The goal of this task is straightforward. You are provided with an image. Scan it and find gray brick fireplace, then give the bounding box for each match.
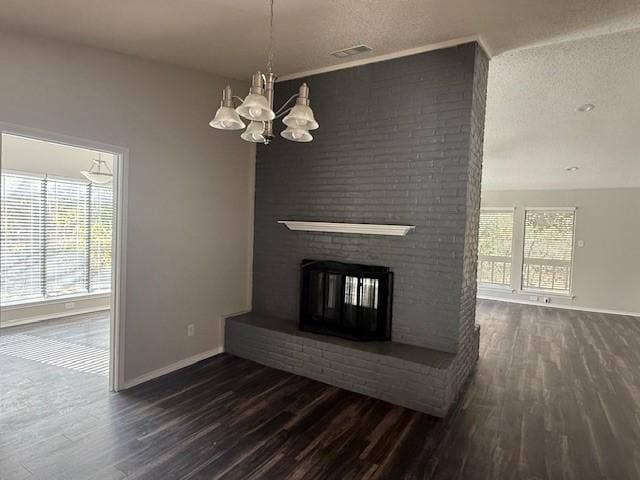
[225,42,488,417]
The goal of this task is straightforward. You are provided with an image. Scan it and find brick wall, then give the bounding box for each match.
[226,313,460,416]
[252,42,487,355]
[452,46,489,398]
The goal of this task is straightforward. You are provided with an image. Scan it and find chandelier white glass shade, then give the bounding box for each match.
[81,156,113,184]
[282,84,319,131]
[241,121,267,143]
[235,74,276,122]
[208,0,318,144]
[283,106,319,130]
[210,86,245,130]
[236,93,275,122]
[281,127,313,142]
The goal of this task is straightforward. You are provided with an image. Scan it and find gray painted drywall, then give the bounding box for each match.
[252,43,487,354]
[0,30,255,382]
[479,188,640,314]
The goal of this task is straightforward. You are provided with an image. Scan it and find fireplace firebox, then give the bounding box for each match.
[299,259,393,341]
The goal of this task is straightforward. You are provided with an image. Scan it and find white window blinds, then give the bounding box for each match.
[89,184,113,292]
[522,210,575,293]
[477,210,514,286]
[0,172,113,306]
[1,174,45,303]
[45,179,89,297]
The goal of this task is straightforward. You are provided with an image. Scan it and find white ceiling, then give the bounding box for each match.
[0,0,638,80]
[483,28,640,190]
[2,134,115,181]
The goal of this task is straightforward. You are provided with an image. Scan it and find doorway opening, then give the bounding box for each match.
[0,127,126,392]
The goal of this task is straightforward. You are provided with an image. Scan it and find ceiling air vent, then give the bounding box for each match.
[330,45,373,58]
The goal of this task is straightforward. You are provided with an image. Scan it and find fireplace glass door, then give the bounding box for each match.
[300,260,392,341]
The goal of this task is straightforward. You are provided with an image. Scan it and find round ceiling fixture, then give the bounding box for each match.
[81,155,113,184]
[565,166,579,172]
[577,103,595,112]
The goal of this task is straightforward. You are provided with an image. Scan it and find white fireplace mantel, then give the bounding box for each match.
[277,221,415,236]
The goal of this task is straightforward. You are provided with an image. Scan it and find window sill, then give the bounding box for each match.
[520,289,575,299]
[478,284,515,293]
[1,291,111,310]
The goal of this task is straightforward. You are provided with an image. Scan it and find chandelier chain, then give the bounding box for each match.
[266,0,275,73]
[210,0,317,143]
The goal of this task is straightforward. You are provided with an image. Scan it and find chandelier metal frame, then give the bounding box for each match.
[209,0,318,144]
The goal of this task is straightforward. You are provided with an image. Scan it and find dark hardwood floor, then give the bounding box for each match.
[1,301,640,479]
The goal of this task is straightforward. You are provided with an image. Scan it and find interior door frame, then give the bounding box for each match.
[0,122,128,392]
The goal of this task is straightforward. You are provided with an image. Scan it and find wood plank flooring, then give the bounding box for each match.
[1,301,640,479]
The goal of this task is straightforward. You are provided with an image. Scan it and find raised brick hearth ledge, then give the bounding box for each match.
[225,312,480,417]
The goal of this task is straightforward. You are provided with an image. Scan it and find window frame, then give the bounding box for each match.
[0,169,113,307]
[477,207,516,291]
[519,206,577,297]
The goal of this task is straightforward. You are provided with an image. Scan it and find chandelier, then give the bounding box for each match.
[209,0,318,144]
[81,154,113,184]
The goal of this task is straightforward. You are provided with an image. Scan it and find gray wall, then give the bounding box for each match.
[252,43,487,354]
[479,188,640,314]
[0,30,255,382]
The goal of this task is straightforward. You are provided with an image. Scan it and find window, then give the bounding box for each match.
[1,172,113,306]
[89,184,114,292]
[1,174,45,303]
[477,210,514,287]
[521,210,575,293]
[45,179,90,297]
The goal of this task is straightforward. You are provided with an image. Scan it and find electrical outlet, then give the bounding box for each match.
[577,240,585,248]
[543,297,551,304]
[65,302,75,310]
[187,324,195,337]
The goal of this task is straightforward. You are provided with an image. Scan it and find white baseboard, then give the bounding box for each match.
[0,305,110,328]
[478,295,640,318]
[121,346,224,390]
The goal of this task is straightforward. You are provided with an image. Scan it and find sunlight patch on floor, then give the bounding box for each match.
[0,333,108,376]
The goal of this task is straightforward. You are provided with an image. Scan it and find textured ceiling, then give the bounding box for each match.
[0,0,638,79]
[483,28,640,190]
[1,1,638,191]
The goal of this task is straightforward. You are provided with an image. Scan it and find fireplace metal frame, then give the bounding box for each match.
[299,259,393,341]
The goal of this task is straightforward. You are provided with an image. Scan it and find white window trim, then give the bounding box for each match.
[478,206,579,297]
[516,288,576,299]
[523,206,577,211]
[4,168,93,185]
[478,284,516,293]
[520,207,578,296]
[1,170,113,303]
[477,208,515,289]
[480,206,516,211]
[1,291,111,311]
